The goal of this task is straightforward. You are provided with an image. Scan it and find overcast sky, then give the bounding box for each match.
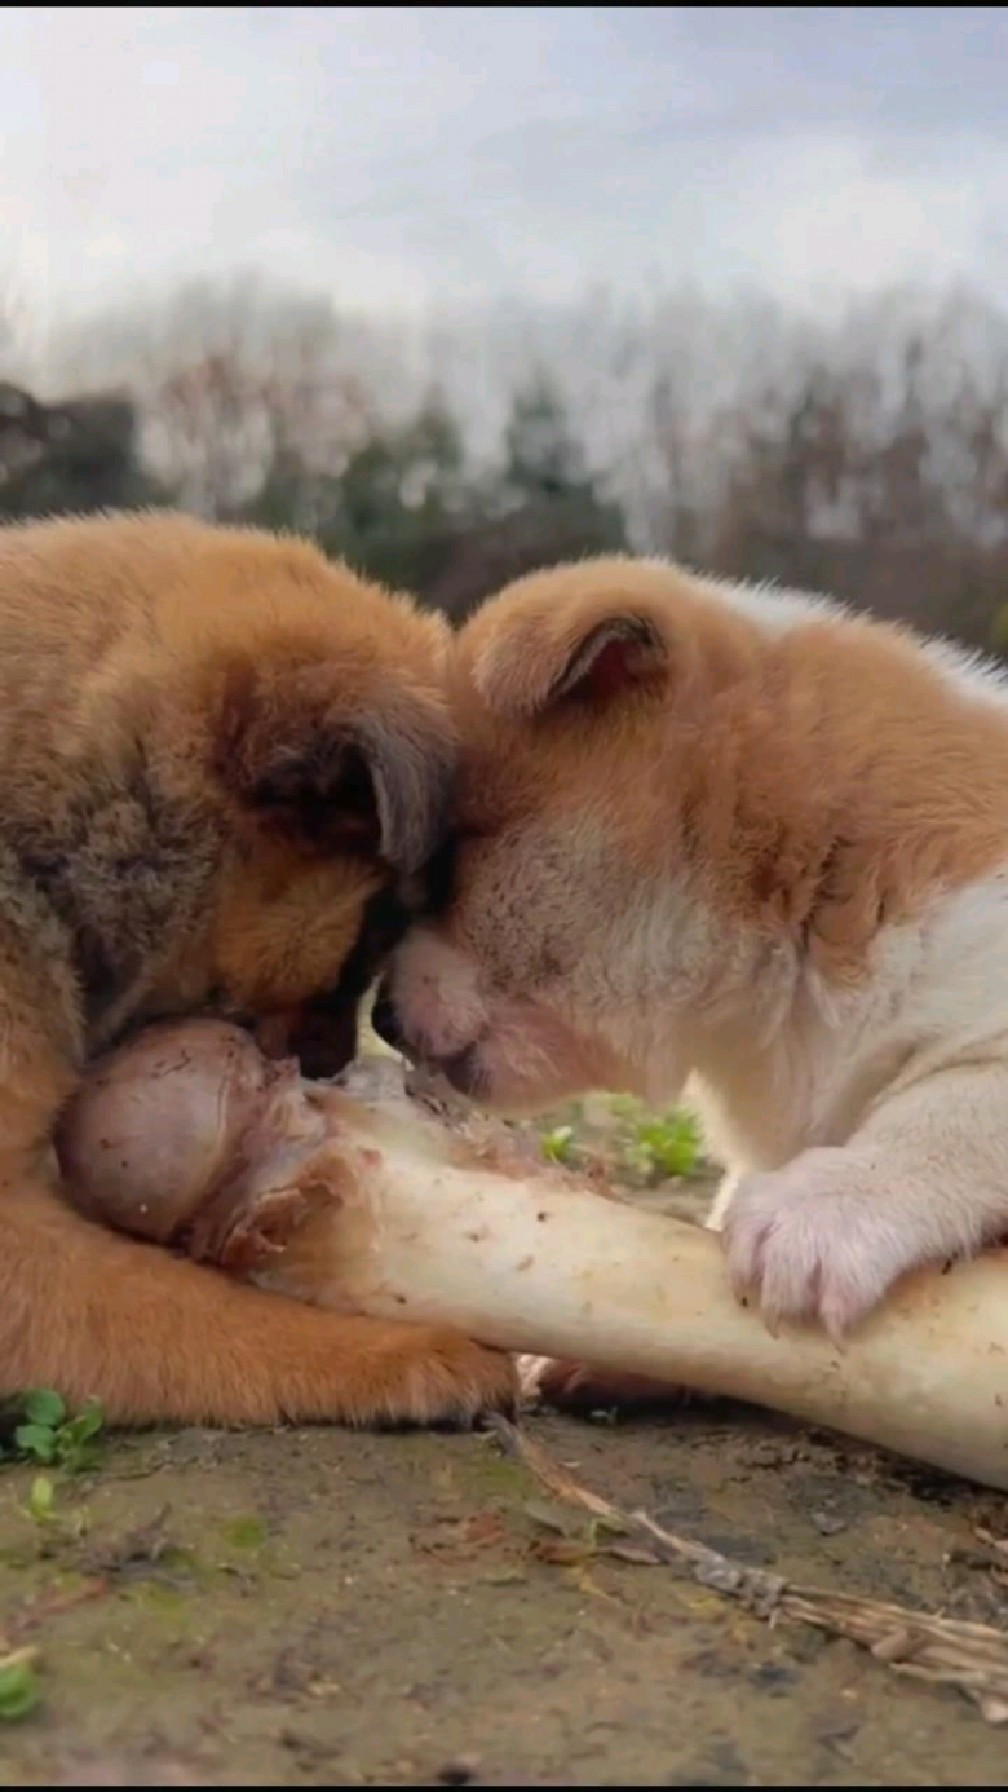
[3,6,1007,326]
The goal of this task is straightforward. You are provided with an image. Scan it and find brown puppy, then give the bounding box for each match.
[0,511,514,1427]
[379,554,1008,1391]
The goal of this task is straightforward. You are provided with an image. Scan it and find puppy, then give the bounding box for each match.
[0,511,514,1427]
[377,554,1008,1372]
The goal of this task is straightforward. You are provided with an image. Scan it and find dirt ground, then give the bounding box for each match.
[2,1101,1008,1786]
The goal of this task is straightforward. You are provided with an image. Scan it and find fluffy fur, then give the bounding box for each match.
[0,511,514,1426]
[379,554,1008,1353]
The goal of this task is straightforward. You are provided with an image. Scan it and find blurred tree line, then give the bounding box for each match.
[0,383,166,519]
[0,367,626,621]
[1,277,1007,643]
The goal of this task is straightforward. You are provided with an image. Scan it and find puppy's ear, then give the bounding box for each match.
[212,660,454,875]
[472,607,668,719]
[546,615,666,705]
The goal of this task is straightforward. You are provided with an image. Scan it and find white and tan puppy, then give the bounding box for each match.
[375,556,1008,1343]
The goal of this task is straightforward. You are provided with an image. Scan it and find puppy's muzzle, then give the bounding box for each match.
[370,984,483,1097]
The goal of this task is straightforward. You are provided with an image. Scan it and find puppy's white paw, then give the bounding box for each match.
[722,1147,920,1339]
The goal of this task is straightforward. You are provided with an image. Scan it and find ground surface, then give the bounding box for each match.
[2,1096,1007,1786]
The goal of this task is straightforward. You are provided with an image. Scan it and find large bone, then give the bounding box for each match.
[56,1020,1008,1490]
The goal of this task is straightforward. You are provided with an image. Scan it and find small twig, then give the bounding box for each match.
[6,1578,109,1644]
[0,1644,39,1673]
[488,1416,1008,1725]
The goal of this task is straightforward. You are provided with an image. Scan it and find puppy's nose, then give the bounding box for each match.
[370,983,404,1052]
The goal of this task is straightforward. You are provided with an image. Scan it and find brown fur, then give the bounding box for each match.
[401,555,1008,1116]
[0,512,513,1426]
[452,558,1008,996]
[381,555,1008,1404]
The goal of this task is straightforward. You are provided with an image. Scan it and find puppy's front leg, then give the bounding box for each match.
[0,1180,515,1428]
[722,1061,1008,1338]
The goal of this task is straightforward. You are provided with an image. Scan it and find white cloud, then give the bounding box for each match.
[1,5,1006,325]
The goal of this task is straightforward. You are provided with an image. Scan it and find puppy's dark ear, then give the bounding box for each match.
[472,607,668,719]
[213,661,454,874]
